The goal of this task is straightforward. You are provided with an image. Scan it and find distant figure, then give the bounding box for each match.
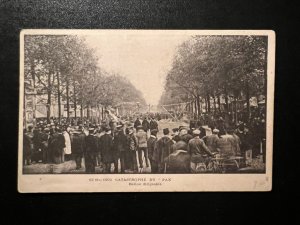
[142,117,150,132]
[149,117,158,131]
[134,117,141,129]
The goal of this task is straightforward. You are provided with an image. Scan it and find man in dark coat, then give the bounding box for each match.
[84,128,97,173]
[203,129,219,153]
[71,129,85,170]
[147,129,158,173]
[114,125,128,173]
[164,141,191,173]
[126,126,138,172]
[40,127,50,163]
[50,127,65,164]
[179,127,193,144]
[188,129,213,173]
[23,129,32,165]
[32,128,43,163]
[99,127,114,173]
[155,128,174,173]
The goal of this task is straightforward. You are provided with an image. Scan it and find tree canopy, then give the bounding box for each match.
[159,35,267,121]
[24,35,146,122]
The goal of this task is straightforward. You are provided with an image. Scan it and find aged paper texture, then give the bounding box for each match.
[18,30,275,192]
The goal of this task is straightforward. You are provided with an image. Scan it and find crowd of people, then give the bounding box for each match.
[23,111,266,174]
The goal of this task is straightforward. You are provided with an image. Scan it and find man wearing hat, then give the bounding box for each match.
[50,127,66,164]
[172,128,181,143]
[84,128,98,173]
[99,126,114,173]
[94,126,106,167]
[63,125,72,161]
[147,129,158,173]
[155,128,174,173]
[114,124,127,173]
[164,140,191,173]
[70,128,85,170]
[41,127,50,163]
[126,126,138,172]
[203,129,220,153]
[136,125,149,169]
[179,127,193,144]
[188,129,213,173]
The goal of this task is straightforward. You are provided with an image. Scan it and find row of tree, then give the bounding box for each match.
[159,35,267,121]
[24,35,146,123]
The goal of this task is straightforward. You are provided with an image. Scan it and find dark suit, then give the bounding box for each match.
[50,133,65,164]
[99,133,113,173]
[84,135,97,173]
[71,133,85,169]
[155,136,174,173]
[114,130,128,173]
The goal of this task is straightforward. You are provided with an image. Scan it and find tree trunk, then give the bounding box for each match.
[224,89,229,113]
[56,72,61,124]
[207,93,211,113]
[196,95,201,119]
[73,79,77,119]
[66,77,70,121]
[80,102,83,120]
[204,96,208,113]
[30,60,35,88]
[213,95,217,115]
[218,95,221,113]
[194,99,197,119]
[87,105,90,119]
[235,96,238,124]
[246,82,250,122]
[46,73,52,123]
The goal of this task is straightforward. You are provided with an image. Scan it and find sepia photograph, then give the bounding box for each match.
[18,30,275,192]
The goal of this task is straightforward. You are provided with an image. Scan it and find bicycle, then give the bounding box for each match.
[206,153,243,173]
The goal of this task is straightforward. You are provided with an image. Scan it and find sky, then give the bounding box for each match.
[84,32,190,105]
